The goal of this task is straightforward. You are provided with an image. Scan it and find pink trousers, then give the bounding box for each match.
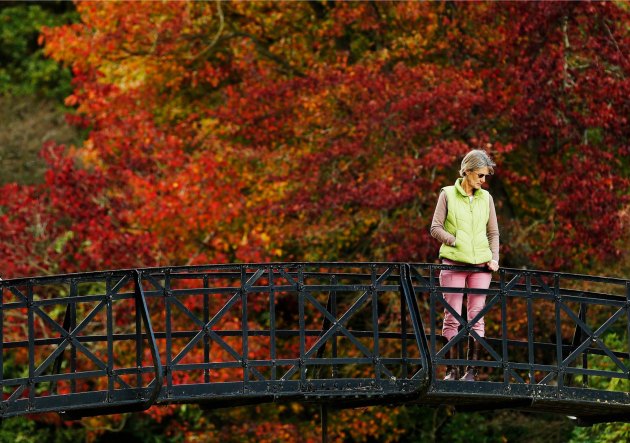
[440,259,492,341]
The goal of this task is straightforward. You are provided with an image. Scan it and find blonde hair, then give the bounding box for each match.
[459,149,496,177]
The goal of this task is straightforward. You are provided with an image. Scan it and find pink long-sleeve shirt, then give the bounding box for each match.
[430,190,500,263]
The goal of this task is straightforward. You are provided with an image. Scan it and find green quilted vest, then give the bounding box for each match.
[439,178,492,264]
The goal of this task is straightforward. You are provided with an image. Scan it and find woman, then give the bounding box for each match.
[430,149,500,381]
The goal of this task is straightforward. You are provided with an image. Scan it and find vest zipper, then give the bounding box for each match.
[470,196,476,263]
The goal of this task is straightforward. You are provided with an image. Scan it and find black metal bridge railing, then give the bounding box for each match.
[1,263,628,425]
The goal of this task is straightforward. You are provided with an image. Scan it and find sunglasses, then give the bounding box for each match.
[469,172,493,179]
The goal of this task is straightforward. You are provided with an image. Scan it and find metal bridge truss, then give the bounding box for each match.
[1,263,628,425]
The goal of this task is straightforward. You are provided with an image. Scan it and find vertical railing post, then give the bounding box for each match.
[501,272,510,386]
[298,266,306,385]
[626,282,630,386]
[554,274,563,392]
[579,303,588,388]
[525,272,534,384]
[0,281,3,401]
[400,264,431,386]
[371,265,380,382]
[135,274,143,389]
[164,269,173,398]
[106,276,114,398]
[331,274,338,378]
[69,280,77,393]
[134,270,164,410]
[270,268,277,383]
[241,266,249,389]
[429,265,437,381]
[401,268,408,380]
[27,281,35,411]
[203,274,210,384]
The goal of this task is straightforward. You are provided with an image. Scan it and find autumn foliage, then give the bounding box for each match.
[0,1,629,441]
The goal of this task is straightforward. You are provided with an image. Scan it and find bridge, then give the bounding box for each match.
[1,262,629,432]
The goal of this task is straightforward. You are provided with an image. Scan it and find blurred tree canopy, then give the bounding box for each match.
[0,1,628,442]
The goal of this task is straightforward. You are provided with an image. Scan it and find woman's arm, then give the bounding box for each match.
[430,191,456,246]
[487,194,500,264]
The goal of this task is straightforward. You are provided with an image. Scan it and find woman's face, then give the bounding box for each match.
[464,166,491,191]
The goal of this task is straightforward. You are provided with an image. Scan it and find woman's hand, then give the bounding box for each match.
[487,260,499,272]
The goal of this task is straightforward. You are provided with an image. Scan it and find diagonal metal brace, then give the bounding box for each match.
[63,270,163,418]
